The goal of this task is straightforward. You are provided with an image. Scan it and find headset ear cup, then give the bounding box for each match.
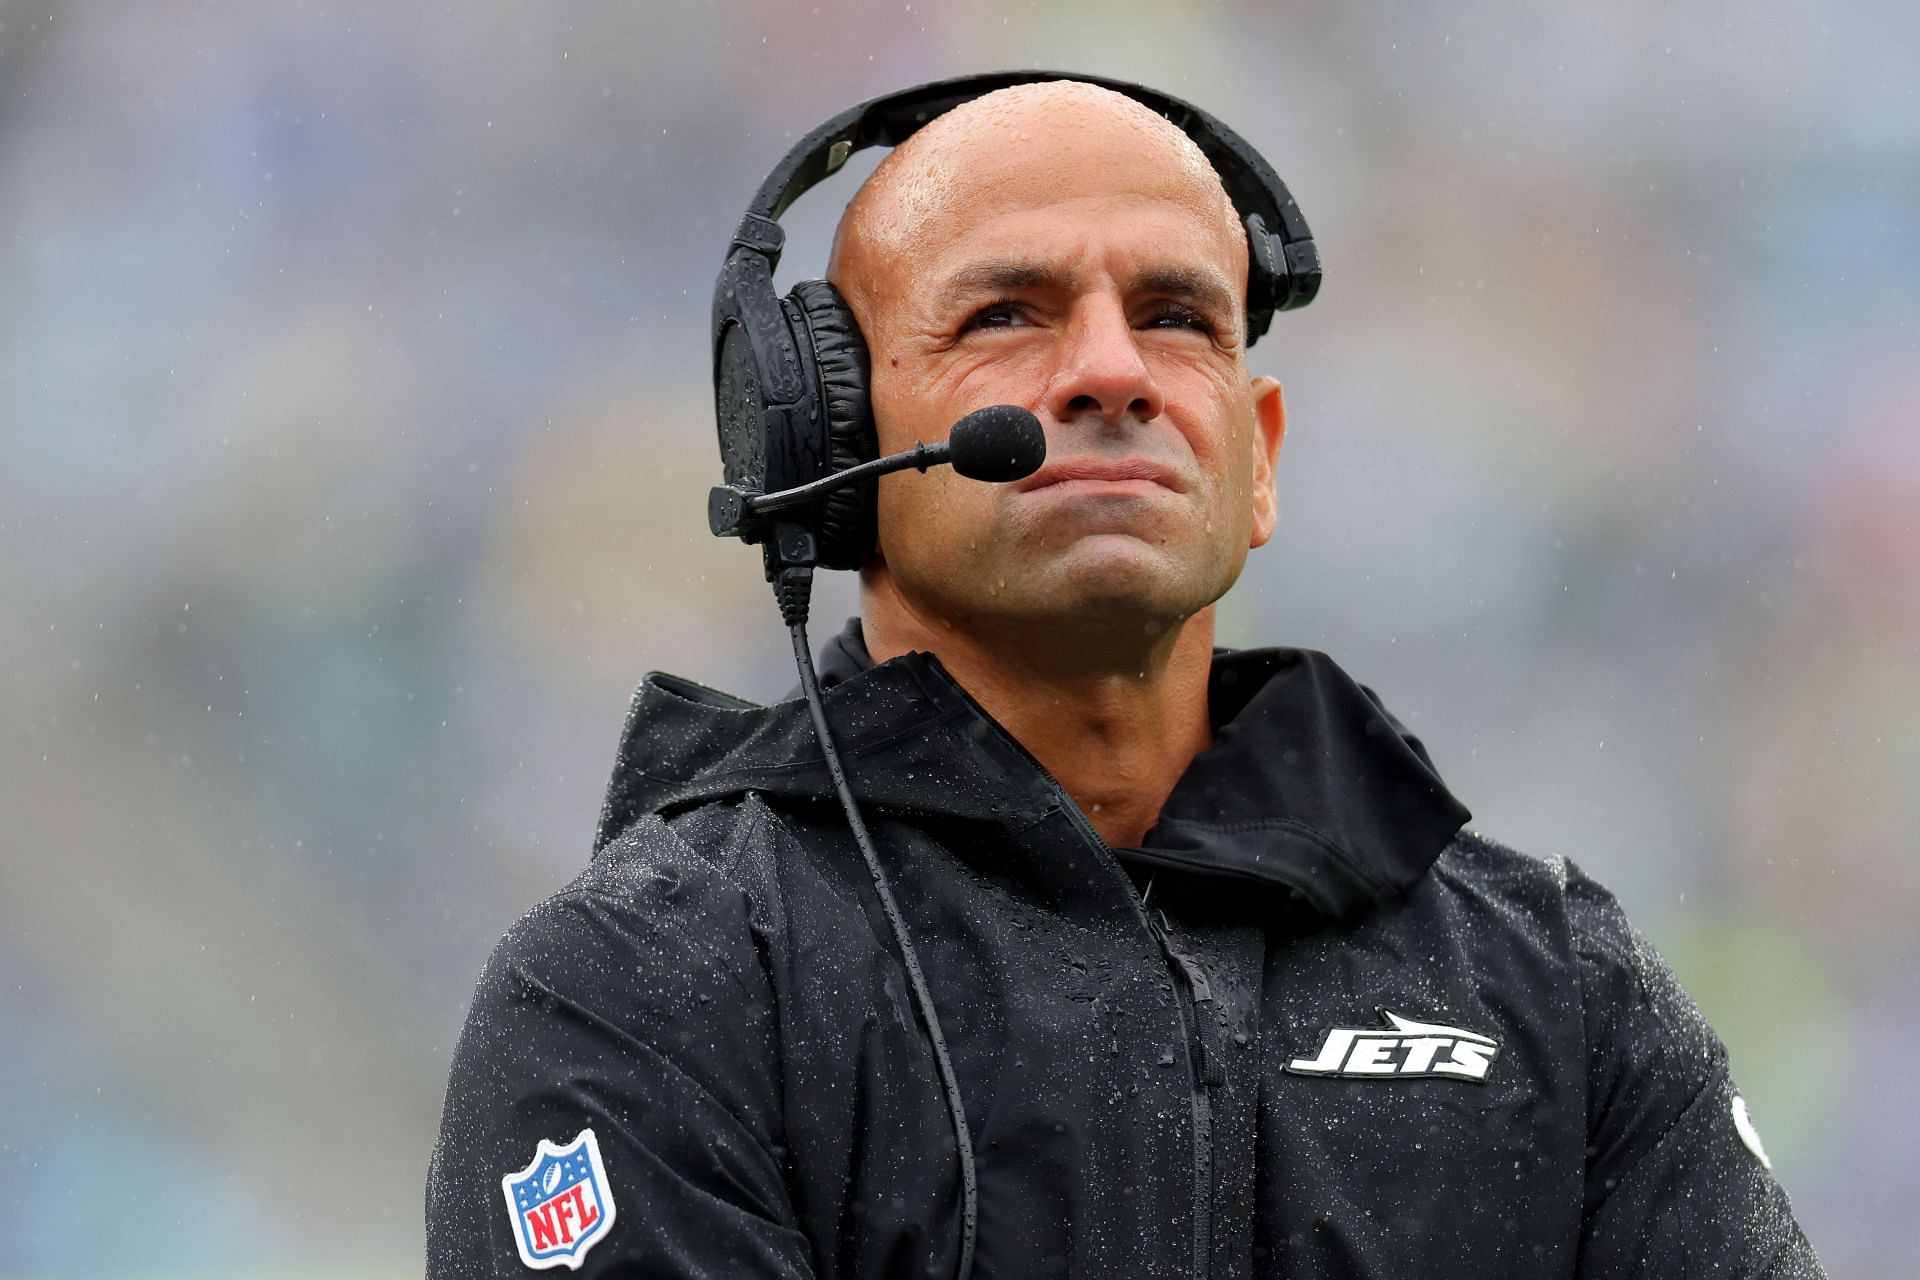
[789,278,877,569]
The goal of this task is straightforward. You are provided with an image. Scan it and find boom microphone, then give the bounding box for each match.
[945,404,1048,482]
[708,405,1046,538]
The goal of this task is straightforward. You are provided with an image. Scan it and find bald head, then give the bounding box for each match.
[827,78,1288,677]
[827,81,1245,325]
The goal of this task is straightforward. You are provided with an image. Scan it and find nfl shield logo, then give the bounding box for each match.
[500,1127,617,1270]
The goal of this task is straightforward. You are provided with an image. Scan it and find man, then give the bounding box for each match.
[427,79,1823,1277]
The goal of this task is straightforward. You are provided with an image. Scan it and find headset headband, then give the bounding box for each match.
[728,70,1320,342]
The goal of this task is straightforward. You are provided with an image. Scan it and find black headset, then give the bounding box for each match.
[710,70,1322,579]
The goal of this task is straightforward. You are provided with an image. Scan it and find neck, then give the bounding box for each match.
[859,576,1215,848]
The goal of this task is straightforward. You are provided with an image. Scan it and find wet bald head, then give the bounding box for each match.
[827,80,1245,324]
[824,78,1288,675]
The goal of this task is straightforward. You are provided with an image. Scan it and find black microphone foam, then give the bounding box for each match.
[946,405,1047,483]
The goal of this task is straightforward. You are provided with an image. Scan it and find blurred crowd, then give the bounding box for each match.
[1,2,1913,1276]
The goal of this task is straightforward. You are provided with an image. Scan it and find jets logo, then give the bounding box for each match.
[1286,1010,1501,1083]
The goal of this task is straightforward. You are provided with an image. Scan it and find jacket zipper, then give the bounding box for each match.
[1046,797,1219,1279]
[1045,795,1219,1280]
[930,686,1220,1279]
[1149,907,1223,1280]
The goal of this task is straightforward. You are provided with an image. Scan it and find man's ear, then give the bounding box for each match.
[1247,375,1287,549]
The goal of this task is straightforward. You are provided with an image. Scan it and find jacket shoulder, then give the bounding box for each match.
[1419,834,1824,1273]
[1425,829,1658,974]
[583,790,789,906]
[428,811,810,1277]
[1431,825,1569,884]
[1430,829,1684,995]
[479,810,780,1018]
[1422,826,1579,926]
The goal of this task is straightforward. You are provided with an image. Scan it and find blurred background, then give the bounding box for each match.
[2,1,1914,1275]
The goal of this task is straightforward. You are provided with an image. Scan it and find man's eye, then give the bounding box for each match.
[960,300,1026,333]
[1145,305,1215,334]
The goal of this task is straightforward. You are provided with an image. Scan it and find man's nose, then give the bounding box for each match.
[1043,297,1166,426]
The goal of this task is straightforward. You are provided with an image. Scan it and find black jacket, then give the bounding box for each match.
[427,622,1822,1278]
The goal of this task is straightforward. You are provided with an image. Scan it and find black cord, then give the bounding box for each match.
[778,570,978,1280]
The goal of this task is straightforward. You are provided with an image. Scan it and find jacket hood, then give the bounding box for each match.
[594,619,1470,919]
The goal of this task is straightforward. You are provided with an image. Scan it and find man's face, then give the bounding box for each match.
[832,90,1285,640]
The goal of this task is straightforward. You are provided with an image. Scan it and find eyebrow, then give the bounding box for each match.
[942,260,1073,296]
[940,259,1238,319]
[1130,265,1237,321]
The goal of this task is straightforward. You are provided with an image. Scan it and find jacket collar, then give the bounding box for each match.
[598,618,1469,921]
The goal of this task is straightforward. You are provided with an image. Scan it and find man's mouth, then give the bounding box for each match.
[1020,458,1183,494]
